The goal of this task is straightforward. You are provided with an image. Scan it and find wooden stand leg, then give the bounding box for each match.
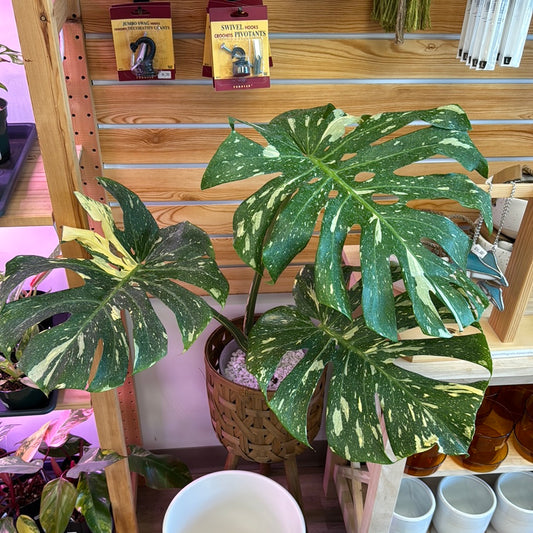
[225,452,240,470]
[284,455,304,510]
[323,446,347,497]
[259,463,271,476]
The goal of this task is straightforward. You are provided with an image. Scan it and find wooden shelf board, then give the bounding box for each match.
[0,144,53,227]
[56,389,92,410]
[423,435,533,477]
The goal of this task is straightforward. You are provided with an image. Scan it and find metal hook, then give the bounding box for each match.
[130,36,157,78]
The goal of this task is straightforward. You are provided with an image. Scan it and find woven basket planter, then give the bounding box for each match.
[205,317,326,464]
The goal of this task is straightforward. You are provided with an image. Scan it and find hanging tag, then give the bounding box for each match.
[471,243,488,258]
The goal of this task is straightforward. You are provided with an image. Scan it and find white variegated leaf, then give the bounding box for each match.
[203,104,492,339]
[0,179,228,393]
[247,266,492,463]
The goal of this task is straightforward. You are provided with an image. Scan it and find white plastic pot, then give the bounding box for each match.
[390,477,436,533]
[433,475,496,533]
[162,470,306,533]
[491,471,533,533]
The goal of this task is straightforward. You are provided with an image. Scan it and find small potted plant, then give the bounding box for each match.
[0,104,493,468]
[0,323,49,410]
[0,409,191,533]
[0,43,23,164]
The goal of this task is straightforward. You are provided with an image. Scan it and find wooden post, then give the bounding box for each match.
[12,2,139,531]
[489,198,533,342]
[12,0,87,268]
[92,390,139,533]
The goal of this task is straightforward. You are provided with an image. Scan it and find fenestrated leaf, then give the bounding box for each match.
[203,104,491,339]
[247,265,492,463]
[76,472,112,533]
[39,477,78,533]
[127,445,192,489]
[0,180,229,393]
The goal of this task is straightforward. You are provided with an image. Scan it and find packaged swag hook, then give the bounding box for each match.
[111,2,175,81]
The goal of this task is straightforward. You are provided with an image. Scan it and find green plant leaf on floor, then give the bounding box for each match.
[247,265,492,463]
[127,445,192,489]
[0,178,229,393]
[76,472,113,533]
[202,104,491,340]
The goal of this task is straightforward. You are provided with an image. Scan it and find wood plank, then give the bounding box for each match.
[92,390,138,533]
[489,199,533,341]
[98,123,533,165]
[102,161,531,203]
[111,199,485,236]
[86,37,533,81]
[79,0,533,34]
[93,84,533,125]
[52,0,80,31]
[13,0,89,263]
[0,145,53,227]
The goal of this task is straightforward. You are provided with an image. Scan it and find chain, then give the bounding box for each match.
[491,180,517,251]
[471,177,492,248]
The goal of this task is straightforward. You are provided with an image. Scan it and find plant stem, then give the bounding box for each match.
[210,310,248,352]
[243,269,263,337]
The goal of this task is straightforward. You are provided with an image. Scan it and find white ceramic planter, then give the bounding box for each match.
[492,196,527,239]
[162,470,306,533]
[491,471,533,533]
[433,475,496,533]
[390,477,436,533]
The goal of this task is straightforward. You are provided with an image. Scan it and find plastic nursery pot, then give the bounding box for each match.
[162,470,305,533]
[404,444,447,476]
[390,477,436,533]
[0,386,49,410]
[433,475,497,533]
[0,98,10,164]
[490,471,533,533]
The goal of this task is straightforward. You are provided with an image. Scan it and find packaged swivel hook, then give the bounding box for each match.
[110,2,175,81]
[203,1,271,91]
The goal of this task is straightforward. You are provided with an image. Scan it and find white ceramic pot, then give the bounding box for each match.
[390,477,436,533]
[433,475,496,533]
[491,471,533,533]
[162,470,306,533]
[492,196,527,240]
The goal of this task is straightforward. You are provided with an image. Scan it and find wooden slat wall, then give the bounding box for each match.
[78,0,533,296]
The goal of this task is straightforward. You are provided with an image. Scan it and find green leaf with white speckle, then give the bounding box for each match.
[247,265,492,463]
[203,104,491,339]
[0,180,229,393]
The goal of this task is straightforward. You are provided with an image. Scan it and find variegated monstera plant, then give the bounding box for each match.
[0,104,493,463]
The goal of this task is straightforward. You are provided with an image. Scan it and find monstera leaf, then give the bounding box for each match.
[0,178,229,393]
[202,104,491,340]
[247,265,492,463]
